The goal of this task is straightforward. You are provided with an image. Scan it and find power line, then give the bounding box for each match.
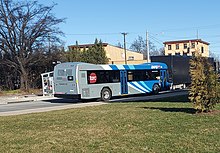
[65,32,121,36]
[159,24,220,32]
[148,35,164,46]
[63,23,220,36]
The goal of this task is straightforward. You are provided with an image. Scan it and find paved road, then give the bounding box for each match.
[0,99,76,113]
[0,90,188,116]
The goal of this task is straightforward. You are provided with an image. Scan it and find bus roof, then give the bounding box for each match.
[108,62,168,70]
[54,62,168,70]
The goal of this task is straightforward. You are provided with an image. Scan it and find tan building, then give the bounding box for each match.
[68,43,146,64]
[163,39,210,57]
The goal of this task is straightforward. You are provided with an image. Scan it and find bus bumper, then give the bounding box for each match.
[54,94,81,99]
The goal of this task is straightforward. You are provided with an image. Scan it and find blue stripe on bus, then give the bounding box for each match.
[109,65,118,70]
[110,62,168,70]
[123,65,130,70]
[128,65,135,70]
[129,82,146,93]
[117,65,125,70]
[133,82,149,92]
[128,82,145,93]
[139,81,152,92]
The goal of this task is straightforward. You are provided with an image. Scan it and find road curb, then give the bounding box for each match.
[0,96,57,105]
[6,99,35,104]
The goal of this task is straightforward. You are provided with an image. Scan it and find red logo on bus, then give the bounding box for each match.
[89,73,97,83]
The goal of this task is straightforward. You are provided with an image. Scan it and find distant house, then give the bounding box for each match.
[68,43,146,64]
[163,39,210,57]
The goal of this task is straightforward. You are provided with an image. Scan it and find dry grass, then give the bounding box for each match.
[0,89,42,96]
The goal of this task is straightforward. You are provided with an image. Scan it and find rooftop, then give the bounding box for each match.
[163,39,210,45]
[68,43,109,48]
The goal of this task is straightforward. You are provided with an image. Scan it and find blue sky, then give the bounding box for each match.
[38,0,220,58]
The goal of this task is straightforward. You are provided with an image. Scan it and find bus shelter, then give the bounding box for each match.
[41,71,54,96]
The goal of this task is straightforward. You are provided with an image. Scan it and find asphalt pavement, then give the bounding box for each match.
[0,94,108,116]
[0,90,188,116]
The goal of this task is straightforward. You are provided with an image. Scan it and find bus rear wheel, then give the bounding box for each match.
[152,84,160,94]
[101,88,112,102]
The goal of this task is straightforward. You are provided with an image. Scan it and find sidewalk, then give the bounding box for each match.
[0,95,57,104]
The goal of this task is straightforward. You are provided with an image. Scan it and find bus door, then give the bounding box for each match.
[160,70,167,89]
[120,70,128,94]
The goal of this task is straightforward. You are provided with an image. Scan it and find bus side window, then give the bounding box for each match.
[58,69,65,76]
[127,71,133,81]
[87,70,120,84]
[146,71,150,80]
[66,69,72,76]
[100,71,109,83]
[147,70,160,80]
[111,71,120,82]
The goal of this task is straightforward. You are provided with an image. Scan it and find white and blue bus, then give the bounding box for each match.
[53,62,171,101]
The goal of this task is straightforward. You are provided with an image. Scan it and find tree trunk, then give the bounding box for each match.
[17,57,29,91]
[20,68,29,91]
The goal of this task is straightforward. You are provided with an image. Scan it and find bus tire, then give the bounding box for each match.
[101,88,112,102]
[152,84,160,94]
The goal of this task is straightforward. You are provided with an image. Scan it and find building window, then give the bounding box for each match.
[184,43,187,49]
[187,48,190,53]
[128,56,134,60]
[191,42,195,48]
[201,47,204,53]
[168,53,172,56]
[176,44,179,50]
[168,45,172,50]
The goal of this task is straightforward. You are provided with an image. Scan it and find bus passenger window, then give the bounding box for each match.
[58,70,65,76]
[148,70,160,80]
[156,76,160,80]
[146,72,150,80]
[66,69,72,76]
[110,71,120,83]
[128,72,133,81]
[87,70,120,84]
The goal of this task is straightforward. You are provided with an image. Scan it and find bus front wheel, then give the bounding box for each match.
[152,84,160,94]
[101,88,112,102]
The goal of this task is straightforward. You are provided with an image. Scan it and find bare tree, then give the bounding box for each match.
[0,0,65,90]
[130,36,146,53]
[130,36,163,59]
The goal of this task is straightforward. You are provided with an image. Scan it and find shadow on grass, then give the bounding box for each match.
[43,98,99,103]
[141,106,196,114]
[111,94,190,103]
[150,95,190,103]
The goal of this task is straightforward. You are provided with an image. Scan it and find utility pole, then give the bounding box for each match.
[121,32,128,64]
[146,30,150,62]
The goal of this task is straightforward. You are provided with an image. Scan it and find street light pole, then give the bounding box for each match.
[121,32,128,64]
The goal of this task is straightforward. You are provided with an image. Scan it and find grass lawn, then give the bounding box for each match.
[0,96,220,153]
